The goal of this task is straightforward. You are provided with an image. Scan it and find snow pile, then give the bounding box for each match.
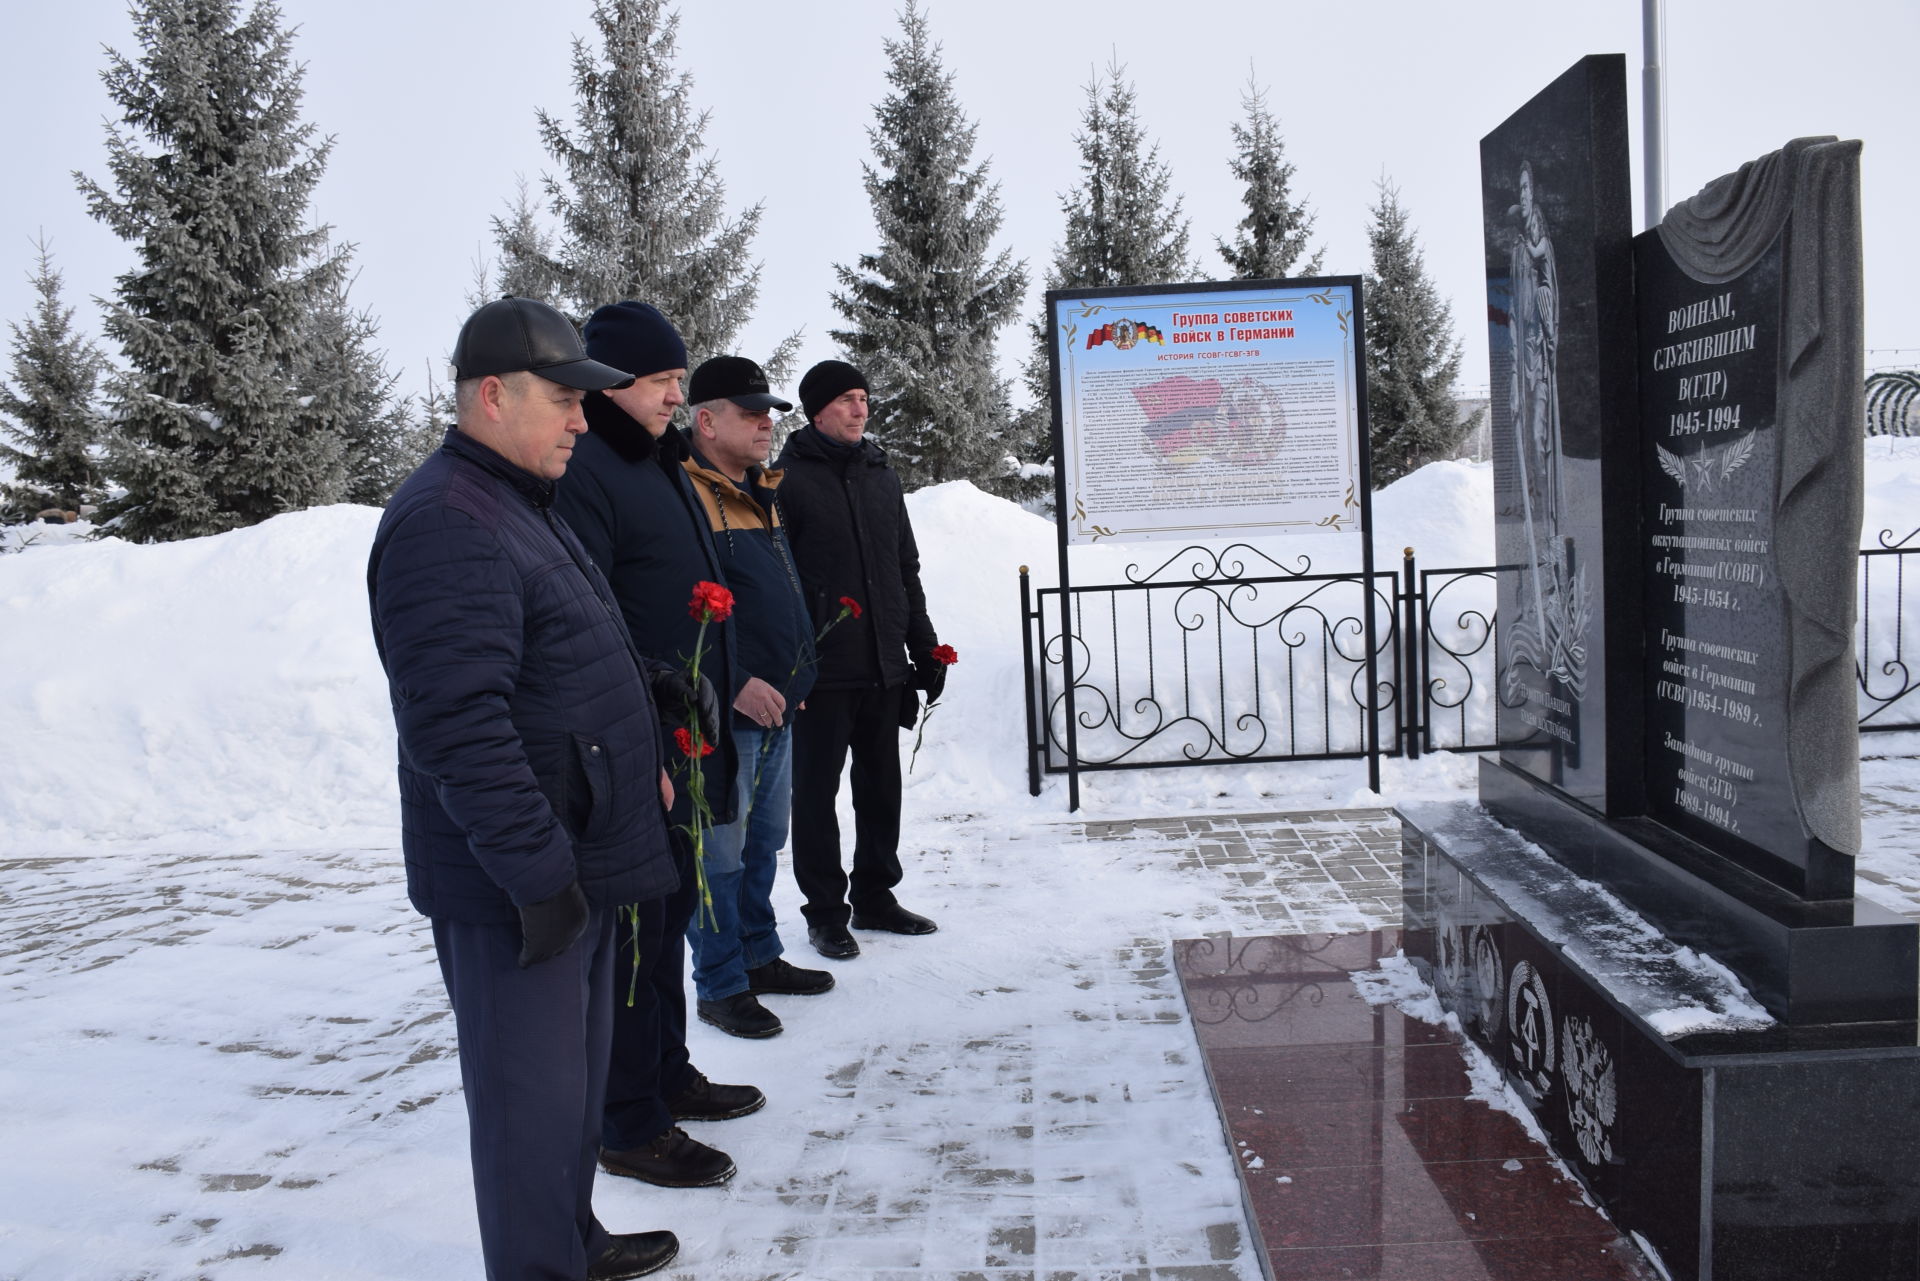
[0,504,397,851]
[0,463,1491,853]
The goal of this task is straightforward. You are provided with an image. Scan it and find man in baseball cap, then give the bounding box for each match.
[678,355,836,1040]
[368,296,681,1278]
[452,295,635,390]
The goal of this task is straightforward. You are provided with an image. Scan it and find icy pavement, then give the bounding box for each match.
[0,808,1405,1281]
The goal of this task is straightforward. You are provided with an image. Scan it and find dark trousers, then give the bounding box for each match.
[602,833,696,1151]
[432,907,617,1281]
[791,683,905,928]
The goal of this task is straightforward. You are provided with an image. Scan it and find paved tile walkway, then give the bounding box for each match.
[8,779,1916,1279]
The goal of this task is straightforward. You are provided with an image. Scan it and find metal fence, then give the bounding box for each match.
[1021,535,1920,789]
[1860,526,1920,733]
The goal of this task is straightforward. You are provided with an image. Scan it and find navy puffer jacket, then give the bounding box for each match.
[367,430,677,923]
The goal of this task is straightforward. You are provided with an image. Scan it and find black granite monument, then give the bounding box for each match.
[1402,54,1920,1281]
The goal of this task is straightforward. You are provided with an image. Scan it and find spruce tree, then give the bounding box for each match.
[497,0,798,378]
[77,0,357,541]
[308,274,435,506]
[1363,178,1477,486]
[1012,62,1195,502]
[828,1,1027,490]
[1219,77,1324,279]
[0,239,107,521]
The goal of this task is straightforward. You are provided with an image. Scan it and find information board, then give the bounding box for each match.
[1049,279,1366,545]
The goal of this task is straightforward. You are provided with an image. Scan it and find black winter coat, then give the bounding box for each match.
[772,426,937,690]
[367,430,676,924]
[552,401,740,826]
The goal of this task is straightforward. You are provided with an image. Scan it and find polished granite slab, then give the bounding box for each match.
[1402,802,1920,1280]
[1173,930,1656,1281]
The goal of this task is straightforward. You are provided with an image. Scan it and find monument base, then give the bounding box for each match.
[1400,800,1920,1281]
[1479,757,1916,1025]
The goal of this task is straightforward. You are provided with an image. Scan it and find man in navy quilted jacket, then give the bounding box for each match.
[367,297,681,1281]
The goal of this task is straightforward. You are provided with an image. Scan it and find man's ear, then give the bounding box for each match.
[478,374,513,422]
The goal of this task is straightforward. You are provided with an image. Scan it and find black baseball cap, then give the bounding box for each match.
[452,297,635,391]
[688,355,793,413]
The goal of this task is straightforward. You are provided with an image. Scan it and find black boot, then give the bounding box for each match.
[599,1127,735,1187]
[696,991,783,1038]
[808,923,860,959]
[745,956,836,995]
[669,1069,766,1121]
[587,1231,679,1280]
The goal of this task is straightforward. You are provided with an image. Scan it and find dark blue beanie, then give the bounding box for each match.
[583,301,688,378]
[799,359,869,421]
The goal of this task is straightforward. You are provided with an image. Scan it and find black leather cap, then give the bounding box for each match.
[688,355,793,412]
[452,298,634,391]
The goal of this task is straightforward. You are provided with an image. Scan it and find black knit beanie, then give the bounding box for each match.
[582,301,688,378]
[798,359,869,421]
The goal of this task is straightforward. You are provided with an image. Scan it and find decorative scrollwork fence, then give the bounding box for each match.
[1860,526,1920,734]
[1020,533,1920,795]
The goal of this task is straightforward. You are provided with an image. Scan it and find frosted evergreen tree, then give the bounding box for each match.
[1219,77,1324,279]
[497,0,798,378]
[0,239,107,521]
[1012,62,1195,501]
[829,1,1027,489]
[308,274,434,506]
[1363,178,1477,486]
[486,179,564,309]
[77,0,357,541]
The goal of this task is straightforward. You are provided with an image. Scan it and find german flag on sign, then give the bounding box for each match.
[1086,319,1165,350]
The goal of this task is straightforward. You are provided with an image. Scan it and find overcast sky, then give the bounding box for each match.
[5,0,1916,411]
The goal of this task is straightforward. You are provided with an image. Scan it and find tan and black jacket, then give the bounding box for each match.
[683,448,816,726]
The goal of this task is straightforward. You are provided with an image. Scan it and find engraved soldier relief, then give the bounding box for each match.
[1502,160,1592,703]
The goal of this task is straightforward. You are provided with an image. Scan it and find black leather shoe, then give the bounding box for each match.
[670,1070,766,1121]
[808,923,860,960]
[746,956,836,995]
[851,903,939,935]
[588,1230,680,1280]
[697,991,783,1039]
[600,1127,735,1187]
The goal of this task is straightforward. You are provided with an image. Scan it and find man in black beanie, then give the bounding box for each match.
[551,300,763,1192]
[773,359,946,960]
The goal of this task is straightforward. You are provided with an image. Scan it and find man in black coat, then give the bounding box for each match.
[551,301,762,1191]
[366,297,678,1280]
[774,359,947,961]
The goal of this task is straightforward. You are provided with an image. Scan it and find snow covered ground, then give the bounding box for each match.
[1,449,1915,1279]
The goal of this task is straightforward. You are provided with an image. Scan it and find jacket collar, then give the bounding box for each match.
[583,394,692,466]
[687,443,784,492]
[443,428,555,508]
[785,424,885,468]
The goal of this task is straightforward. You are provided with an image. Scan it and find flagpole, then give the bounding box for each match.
[1643,0,1668,229]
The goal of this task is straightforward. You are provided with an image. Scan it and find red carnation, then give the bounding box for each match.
[688,580,735,623]
[673,726,715,758]
[839,595,862,619]
[930,644,959,666]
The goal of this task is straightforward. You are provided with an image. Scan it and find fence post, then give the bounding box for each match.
[1018,566,1041,797]
[1402,547,1421,761]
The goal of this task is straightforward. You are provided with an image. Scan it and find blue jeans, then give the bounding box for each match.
[687,724,790,1000]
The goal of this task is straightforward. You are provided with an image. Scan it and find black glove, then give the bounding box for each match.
[897,689,920,730]
[517,879,589,968]
[910,657,947,704]
[651,667,721,750]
